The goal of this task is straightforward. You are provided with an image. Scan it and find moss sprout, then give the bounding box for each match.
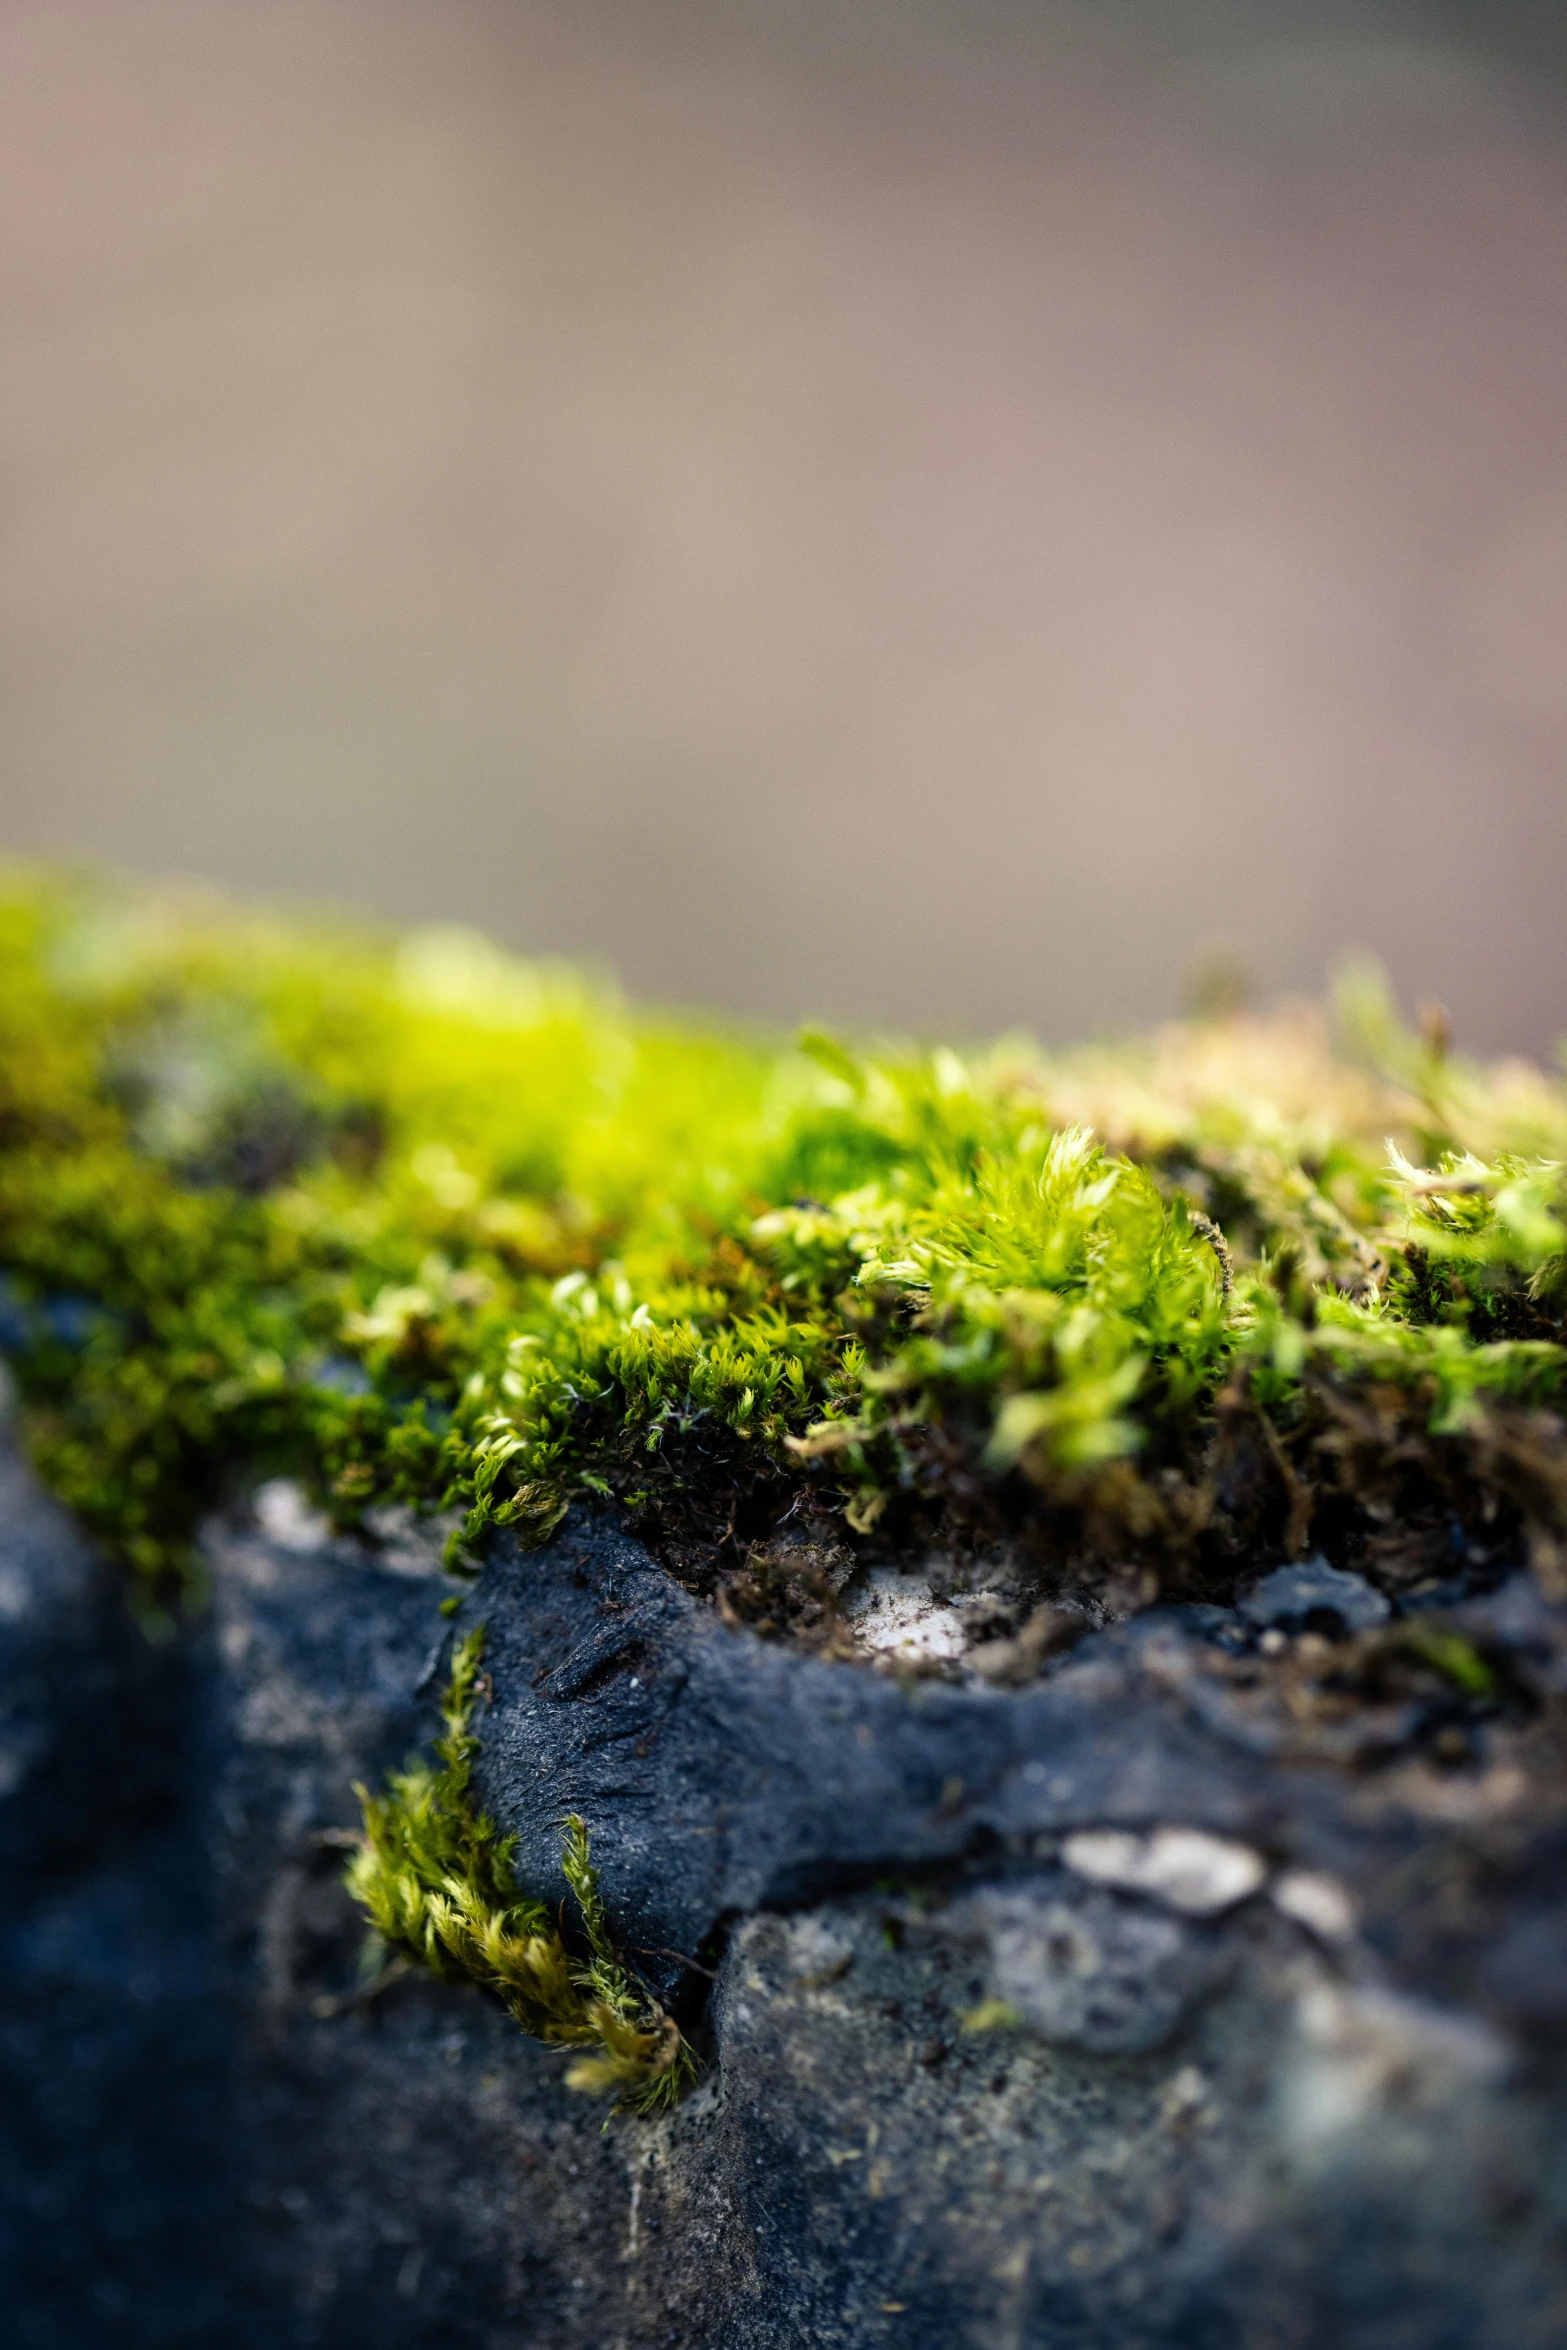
[348,1627,692,2112]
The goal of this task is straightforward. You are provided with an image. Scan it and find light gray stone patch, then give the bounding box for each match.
[957,1878,1231,2054]
[1272,1869,1357,1943]
[1282,1984,1512,2163]
[1062,1826,1267,1915]
[1239,1559,1391,1635]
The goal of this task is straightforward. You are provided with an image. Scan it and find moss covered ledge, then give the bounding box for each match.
[6,873,1567,1610]
[6,871,1567,2102]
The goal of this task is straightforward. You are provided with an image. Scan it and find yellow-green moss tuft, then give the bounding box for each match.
[348,1626,693,2113]
[3,867,1567,1603]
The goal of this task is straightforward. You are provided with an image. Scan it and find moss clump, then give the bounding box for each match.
[10,870,1567,2094]
[4,872,1567,1611]
[349,1627,692,2112]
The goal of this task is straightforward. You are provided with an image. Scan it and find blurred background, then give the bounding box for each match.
[1,0,1565,1053]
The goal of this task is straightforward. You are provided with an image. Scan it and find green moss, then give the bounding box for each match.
[4,870,1567,1609]
[349,1626,693,2111]
[1396,1622,1497,1699]
[24,872,1567,2093]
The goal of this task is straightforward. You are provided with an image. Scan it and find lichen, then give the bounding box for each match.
[3,869,1567,1616]
[348,1625,693,2111]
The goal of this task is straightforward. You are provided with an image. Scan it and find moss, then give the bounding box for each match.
[1395,1622,1497,1700]
[3,870,1567,1612]
[348,1625,693,2112]
[19,869,1567,2093]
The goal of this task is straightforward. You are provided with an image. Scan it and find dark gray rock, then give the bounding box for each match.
[468,1513,1292,1994]
[0,1393,234,2347]
[8,1438,1567,2348]
[199,1495,672,2349]
[947,1877,1232,2053]
[462,1508,1567,2344]
[0,1429,645,2348]
[634,1892,1559,2350]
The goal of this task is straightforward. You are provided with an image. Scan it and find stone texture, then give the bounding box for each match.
[948,1877,1233,2053]
[466,1513,1289,2000]
[6,1425,1567,2346]
[1238,1558,1392,1636]
[1,1415,638,2349]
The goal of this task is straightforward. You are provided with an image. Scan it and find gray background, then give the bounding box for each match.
[2,0,1565,1051]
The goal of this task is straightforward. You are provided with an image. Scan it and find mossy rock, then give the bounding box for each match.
[5,872,1567,2344]
[8,1411,1567,2346]
[6,870,1567,1614]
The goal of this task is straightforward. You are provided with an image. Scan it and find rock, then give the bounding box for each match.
[1271,1869,1358,1943]
[1,1425,645,2348]
[9,1439,1567,2346]
[1239,1558,1391,1636]
[1059,1826,1267,1916]
[1480,1906,1567,2025]
[635,1884,1559,2349]
[0,1385,234,2346]
[199,1495,657,2348]
[1281,1983,1510,2160]
[465,1513,1284,1995]
[461,1508,1567,2343]
[950,1877,1231,2052]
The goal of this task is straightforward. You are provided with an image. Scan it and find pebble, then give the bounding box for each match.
[1272,1870,1357,1943]
[1239,1560,1390,1636]
[1061,1826,1266,1915]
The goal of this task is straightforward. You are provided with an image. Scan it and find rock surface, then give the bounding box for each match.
[6,1416,1567,2345]
[2,1420,641,2349]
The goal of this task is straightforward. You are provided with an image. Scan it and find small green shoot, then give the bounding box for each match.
[347,1627,693,2114]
